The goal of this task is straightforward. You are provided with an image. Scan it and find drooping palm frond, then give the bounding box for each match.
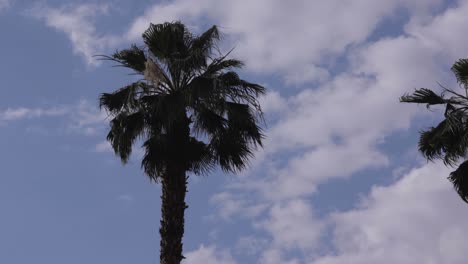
[400,88,446,107]
[418,116,468,166]
[107,111,146,163]
[451,58,468,88]
[192,105,227,136]
[141,134,171,181]
[225,102,263,146]
[100,82,145,114]
[184,137,214,175]
[449,160,468,204]
[209,125,255,173]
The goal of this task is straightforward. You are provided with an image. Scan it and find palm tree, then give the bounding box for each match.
[98,22,265,264]
[400,58,468,204]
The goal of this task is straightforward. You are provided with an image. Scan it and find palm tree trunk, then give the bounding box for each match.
[159,162,188,264]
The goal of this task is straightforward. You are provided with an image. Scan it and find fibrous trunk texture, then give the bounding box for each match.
[159,162,188,264]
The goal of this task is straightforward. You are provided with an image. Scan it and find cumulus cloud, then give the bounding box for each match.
[258,199,323,251]
[259,91,288,115]
[124,0,444,83]
[229,0,466,202]
[210,192,268,220]
[208,1,468,262]
[312,162,468,264]
[30,0,445,81]
[183,245,236,264]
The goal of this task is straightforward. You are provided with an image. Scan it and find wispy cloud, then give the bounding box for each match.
[27,4,119,66]
[0,99,107,135]
[0,106,67,121]
[312,162,467,264]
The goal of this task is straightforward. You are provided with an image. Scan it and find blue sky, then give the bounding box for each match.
[1,0,468,263]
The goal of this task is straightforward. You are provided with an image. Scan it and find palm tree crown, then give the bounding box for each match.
[99,22,265,179]
[400,58,468,203]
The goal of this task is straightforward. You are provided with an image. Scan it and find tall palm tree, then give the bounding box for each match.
[400,58,468,204]
[98,22,265,264]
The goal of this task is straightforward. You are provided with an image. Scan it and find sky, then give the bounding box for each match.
[1,0,468,263]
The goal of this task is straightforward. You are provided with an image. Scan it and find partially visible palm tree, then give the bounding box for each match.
[98,22,265,264]
[400,58,468,203]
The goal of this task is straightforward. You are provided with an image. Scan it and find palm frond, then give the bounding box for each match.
[107,111,146,163]
[183,25,220,72]
[96,45,147,73]
[451,58,468,88]
[226,102,263,146]
[218,71,266,111]
[100,82,145,114]
[185,138,214,175]
[141,92,186,132]
[204,59,244,76]
[209,127,254,173]
[191,25,220,53]
[141,134,170,181]
[448,160,468,204]
[400,88,446,107]
[418,115,468,166]
[192,105,227,136]
[142,22,189,61]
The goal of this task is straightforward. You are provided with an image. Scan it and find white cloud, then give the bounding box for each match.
[209,1,468,263]
[235,236,268,256]
[259,91,287,115]
[243,0,468,201]
[69,99,108,135]
[0,106,67,121]
[29,4,119,66]
[261,143,389,200]
[259,249,300,264]
[31,0,445,81]
[284,64,330,86]
[312,162,468,264]
[124,0,444,82]
[210,192,268,220]
[184,245,236,264]
[258,199,323,251]
[0,100,107,136]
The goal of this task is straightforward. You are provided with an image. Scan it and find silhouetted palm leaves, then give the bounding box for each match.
[401,58,468,203]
